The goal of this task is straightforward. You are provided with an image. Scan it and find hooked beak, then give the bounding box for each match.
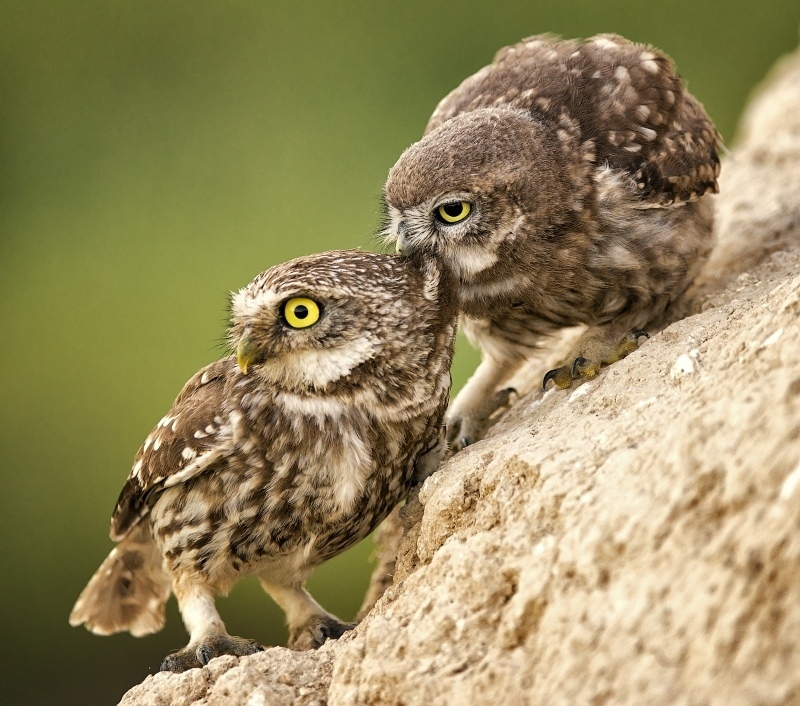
[395,221,411,255]
[236,333,264,374]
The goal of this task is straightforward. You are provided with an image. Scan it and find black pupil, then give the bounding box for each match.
[294,304,309,319]
[443,202,463,217]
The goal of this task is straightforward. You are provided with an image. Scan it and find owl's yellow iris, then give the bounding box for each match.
[437,201,472,224]
[283,297,321,328]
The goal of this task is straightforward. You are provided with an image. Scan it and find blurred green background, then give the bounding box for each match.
[2,1,798,703]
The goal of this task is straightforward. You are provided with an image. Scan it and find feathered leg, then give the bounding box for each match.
[159,576,263,672]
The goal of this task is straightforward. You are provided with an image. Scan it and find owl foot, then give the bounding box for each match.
[604,329,650,364]
[287,614,355,651]
[542,364,579,390]
[160,634,264,672]
[446,387,517,451]
[542,330,649,390]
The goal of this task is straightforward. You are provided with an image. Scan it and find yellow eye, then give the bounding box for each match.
[282,297,321,329]
[436,201,472,224]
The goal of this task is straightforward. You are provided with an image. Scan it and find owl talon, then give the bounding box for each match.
[545,329,650,392]
[572,357,600,380]
[497,386,518,407]
[603,329,650,364]
[542,365,574,390]
[288,614,354,651]
[160,648,202,673]
[196,634,263,665]
[160,634,263,673]
[446,386,517,451]
[445,415,463,446]
[571,357,589,378]
[445,411,475,452]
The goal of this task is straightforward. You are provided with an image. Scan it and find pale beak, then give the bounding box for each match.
[395,221,410,254]
[236,334,262,374]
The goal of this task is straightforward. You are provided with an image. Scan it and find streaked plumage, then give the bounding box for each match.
[384,34,721,448]
[70,250,458,671]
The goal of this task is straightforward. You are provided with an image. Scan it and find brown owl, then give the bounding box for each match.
[70,250,458,672]
[383,34,721,449]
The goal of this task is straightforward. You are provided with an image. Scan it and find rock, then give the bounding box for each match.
[119,646,335,706]
[118,43,800,706]
[701,43,800,285]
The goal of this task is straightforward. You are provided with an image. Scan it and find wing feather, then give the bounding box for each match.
[110,357,236,541]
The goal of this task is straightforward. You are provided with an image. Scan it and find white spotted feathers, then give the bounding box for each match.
[426,33,720,207]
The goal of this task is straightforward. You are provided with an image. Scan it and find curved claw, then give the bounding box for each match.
[543,366,574,390]
[571,357,589,378]
[160,634,264,673]
[542,368,558,391]
[197,635,263,666]
[289,614,354,651]
[604,329,651,364]
[160,650,202,673]
[573,357,602,380]
[445,416,463,448]
[545,329,651,395]
[446,387,517,451]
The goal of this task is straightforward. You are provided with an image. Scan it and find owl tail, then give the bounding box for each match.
[69,520,171,637]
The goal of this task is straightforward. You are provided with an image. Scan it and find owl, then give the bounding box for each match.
[70,250,458,672]
[383,34,721,449]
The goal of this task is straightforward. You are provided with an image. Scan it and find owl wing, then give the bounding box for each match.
[110,357,238,541]
[426,33,720,207]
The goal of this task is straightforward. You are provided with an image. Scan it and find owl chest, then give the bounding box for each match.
[459,260,644,340]
[252,416,419,563]
[459,272,583,326]
[153,414,418,579]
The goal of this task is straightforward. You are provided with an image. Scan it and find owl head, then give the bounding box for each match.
[229,250,456,394]
[383,107,576,282]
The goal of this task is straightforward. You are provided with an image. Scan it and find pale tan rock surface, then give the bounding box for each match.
[702,43,800,284]
[119,45,800,706]
[119,645,336,706]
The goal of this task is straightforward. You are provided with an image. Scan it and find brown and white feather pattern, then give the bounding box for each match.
[384,34,720,448]
[71,250,458,650]
[111,360,230,541]
[427,33,720,206]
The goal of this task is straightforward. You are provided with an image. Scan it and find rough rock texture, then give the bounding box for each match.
[119,645,335,706]
[120,45,800,706]
[701,47,800,284]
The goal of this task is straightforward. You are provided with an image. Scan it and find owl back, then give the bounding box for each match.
[427,34,721,207]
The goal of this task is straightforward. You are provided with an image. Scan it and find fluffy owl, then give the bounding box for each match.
[70,250,457,672]
[383,34,721,449]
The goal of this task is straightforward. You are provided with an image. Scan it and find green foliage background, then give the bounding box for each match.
[1,1,798,703]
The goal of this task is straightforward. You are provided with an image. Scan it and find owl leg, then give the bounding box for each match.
[413,427,447,482]
[543,328,650,390]
[160,578,263,672]
[260,579,354,650]
[446,353,523,450]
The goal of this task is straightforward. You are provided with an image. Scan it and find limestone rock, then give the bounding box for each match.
[119,646,335,706]
[118,43,800,706]
[702,44,800,284]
